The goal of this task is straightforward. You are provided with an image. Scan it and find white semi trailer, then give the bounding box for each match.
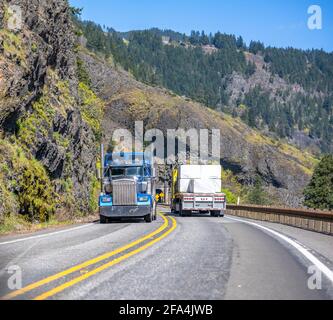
[171,165,226,217]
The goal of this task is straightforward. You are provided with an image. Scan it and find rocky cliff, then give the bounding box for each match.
[0,0,102,222]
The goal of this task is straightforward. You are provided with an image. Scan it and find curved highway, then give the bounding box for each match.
[0,208,332,300]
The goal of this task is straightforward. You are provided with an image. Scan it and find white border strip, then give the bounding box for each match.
[0,224,93,246]
[227,216,333,284]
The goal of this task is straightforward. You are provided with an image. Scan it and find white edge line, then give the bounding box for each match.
[226,216,333,284]
[0,223,93,246]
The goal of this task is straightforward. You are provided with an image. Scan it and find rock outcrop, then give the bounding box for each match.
[0,0,101,221]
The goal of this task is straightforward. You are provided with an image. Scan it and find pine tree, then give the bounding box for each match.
[249,41,265,54]
[236,36,245,50]
[246,177,269,205]
[303,155,333,210]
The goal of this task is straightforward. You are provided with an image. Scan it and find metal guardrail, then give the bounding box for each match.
[227,205,333,220]
[226,205,333,235]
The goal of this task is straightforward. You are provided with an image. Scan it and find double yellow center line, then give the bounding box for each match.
[2,214,177,300]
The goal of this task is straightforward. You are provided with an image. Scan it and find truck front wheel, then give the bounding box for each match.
[100,215,108,224]
[145,212,153,223]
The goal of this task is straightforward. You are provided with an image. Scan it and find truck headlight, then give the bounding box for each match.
[101,196,112,203]
[104,183,112,194]
[138,196,149,202]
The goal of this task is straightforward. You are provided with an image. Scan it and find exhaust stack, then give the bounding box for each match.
[100,144,104,193]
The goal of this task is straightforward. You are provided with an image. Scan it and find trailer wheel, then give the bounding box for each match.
[174,202,180,215]
[210,211,221,217]
[179,204,186,217]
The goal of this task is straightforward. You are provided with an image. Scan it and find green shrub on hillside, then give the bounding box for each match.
[0,29,27,67]
[89,175,100,213]
[77,57,92,87]
[303,155,333,210]
[244,177,271,206]
[0,178,18,220]
[18,95,54,147]
[222,188,238,204]
[0,140,57,222]
[78,82,104,140]
[13,147,57,222]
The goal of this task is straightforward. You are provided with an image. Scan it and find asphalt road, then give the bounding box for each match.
[0,208,332,300]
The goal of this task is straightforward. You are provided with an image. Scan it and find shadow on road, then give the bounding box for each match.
[99,218,147,224]
[159,205,213,218]
[98,206,217,224]
[164,212,213,218]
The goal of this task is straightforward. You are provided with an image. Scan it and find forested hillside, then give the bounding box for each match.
[76,32,319,208]
[76,19,333,154]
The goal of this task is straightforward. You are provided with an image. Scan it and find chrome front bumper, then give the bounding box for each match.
[100,205,151,218]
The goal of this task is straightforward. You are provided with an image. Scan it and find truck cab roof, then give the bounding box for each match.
[104,152,153,167]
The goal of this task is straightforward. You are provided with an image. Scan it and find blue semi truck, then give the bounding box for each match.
[99,146,157,223]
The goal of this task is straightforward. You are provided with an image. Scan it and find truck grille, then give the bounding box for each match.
[112,179,137,205]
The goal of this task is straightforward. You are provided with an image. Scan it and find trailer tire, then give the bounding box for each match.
[210,211,221,217]
[174,202,180,215]
[179,204,186,217]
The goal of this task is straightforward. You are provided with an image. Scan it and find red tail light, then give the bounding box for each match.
[183,197,194,202]
[215,197,225,202]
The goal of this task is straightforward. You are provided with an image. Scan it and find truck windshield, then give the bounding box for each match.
[110,167,144,177]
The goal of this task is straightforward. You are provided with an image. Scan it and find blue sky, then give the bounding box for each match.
[69,0,333,52]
